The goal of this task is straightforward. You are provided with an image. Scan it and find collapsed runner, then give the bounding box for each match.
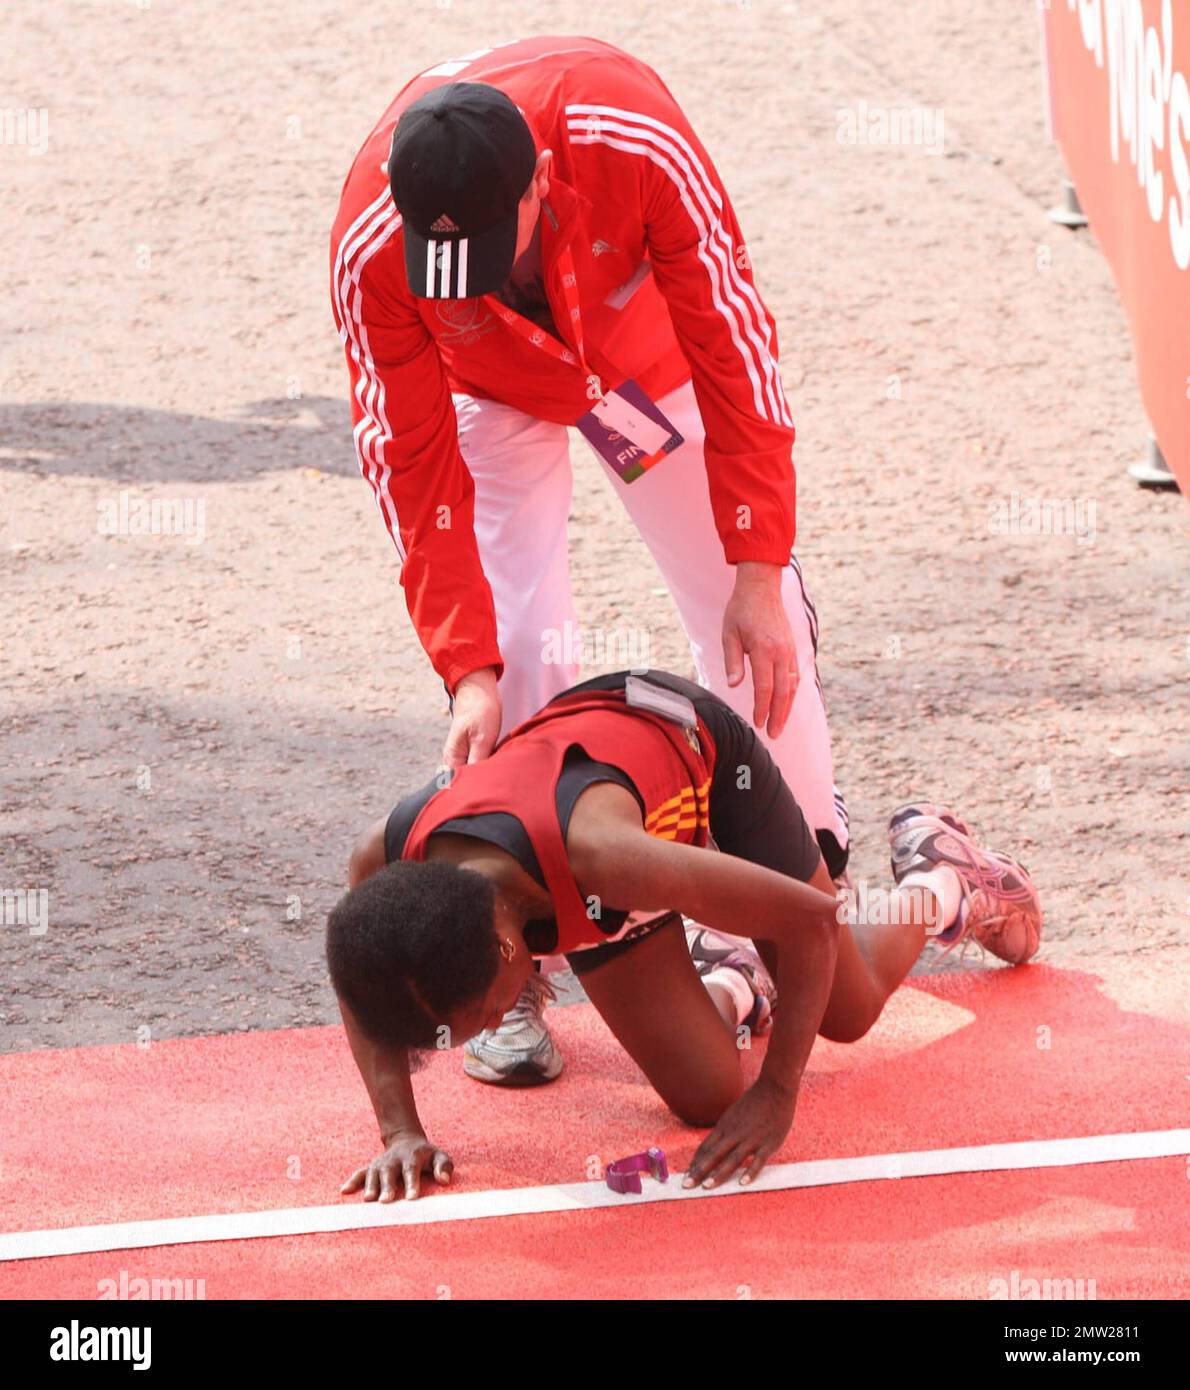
[327,671,1042,1198]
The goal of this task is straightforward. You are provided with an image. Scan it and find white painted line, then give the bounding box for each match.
[2,1129,1186,1263]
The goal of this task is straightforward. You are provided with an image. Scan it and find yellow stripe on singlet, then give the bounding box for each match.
[644,777,711,839]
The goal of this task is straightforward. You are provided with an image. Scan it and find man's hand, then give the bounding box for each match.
[683,1075,797,1189]
[442,666,502,770]
[721,561,798,739]
[341,1130,454,1203]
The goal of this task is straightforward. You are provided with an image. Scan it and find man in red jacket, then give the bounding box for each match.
[331,36,849,1084]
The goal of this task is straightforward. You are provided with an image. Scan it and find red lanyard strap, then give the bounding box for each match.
[484,245,603,401]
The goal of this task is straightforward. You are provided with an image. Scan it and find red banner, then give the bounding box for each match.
[1043,0,1190,489]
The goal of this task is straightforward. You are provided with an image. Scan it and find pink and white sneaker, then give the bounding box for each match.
[887,802,1042,965]
[685,924,777,1035]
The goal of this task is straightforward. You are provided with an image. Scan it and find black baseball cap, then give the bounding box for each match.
[389,83,537,300]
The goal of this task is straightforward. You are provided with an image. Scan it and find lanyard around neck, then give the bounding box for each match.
[483,241,603,403]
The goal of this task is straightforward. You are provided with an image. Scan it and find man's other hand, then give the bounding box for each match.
[721,561,798,740]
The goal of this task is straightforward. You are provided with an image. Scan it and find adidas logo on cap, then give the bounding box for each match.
[430,213,460,233]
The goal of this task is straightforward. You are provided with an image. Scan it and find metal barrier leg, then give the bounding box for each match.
[1048,177,1088,228]
[1127,435,1180,491]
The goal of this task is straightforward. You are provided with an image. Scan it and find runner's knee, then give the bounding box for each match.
[667,1063,744,1128]
[818,999,882,1045]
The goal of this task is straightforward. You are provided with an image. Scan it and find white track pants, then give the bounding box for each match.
[453,379,849,862]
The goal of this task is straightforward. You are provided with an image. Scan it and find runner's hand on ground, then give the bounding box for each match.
[721,562,798,739]
[341,1132,454,1202]
[442,666,502,770]
[684,1075,796,1189]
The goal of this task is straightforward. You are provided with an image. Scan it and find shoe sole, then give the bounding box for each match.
[973,849,1043,965]
[463,1054,564,1087]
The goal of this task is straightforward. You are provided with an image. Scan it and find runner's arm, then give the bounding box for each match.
[340,815,429,1142]
[337,994,428,1145]
[570,803,839,1094]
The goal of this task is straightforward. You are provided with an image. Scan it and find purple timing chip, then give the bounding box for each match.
[605,1147,669,1195]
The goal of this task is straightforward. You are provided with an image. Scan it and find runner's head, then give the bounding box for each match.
[389,82,549,299]
[326,860,531,1048]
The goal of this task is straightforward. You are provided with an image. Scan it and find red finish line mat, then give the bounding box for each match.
[2,957,1188,1299]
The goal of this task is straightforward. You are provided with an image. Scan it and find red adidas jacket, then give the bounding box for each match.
[331,36,797,693]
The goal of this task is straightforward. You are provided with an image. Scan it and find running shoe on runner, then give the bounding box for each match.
[887,803,1042,964]
[685,923,777,1035]
[463,973,563,1086]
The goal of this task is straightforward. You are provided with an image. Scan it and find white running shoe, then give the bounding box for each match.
[463,973,563,1086]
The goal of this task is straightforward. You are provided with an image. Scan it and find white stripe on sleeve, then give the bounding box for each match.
[331,208,405,556]
[566,103,793,429]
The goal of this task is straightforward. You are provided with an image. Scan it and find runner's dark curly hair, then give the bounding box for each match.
[326,860,499,1050]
